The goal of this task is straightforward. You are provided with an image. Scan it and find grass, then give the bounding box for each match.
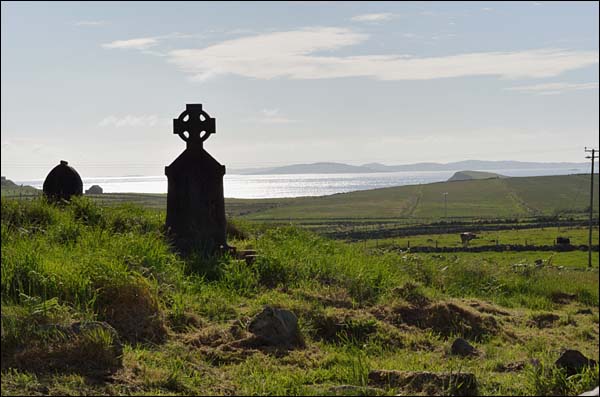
[359,225,599,253]
[243,174,599,221]
[1,196,598,395]
[3,174,597,222]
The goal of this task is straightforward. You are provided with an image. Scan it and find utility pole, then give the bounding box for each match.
[585,147,597,268]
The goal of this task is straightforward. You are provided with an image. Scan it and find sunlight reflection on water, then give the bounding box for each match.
[19,168,588,199]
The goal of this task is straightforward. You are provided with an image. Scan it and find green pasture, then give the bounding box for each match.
[244,174,599,221]
[2,174,598,223]
[360,226,599,250]
[1,197,599,396]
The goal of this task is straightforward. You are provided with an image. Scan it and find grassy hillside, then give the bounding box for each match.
[0,177,40,197]
[245,174,599,221]
[447,170,505,182]
[1,197,598,395]
[2,174,598,222]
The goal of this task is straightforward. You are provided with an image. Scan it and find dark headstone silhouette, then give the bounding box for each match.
[85,185,103,194]
[165,104,227,253]
[43,160,83,201]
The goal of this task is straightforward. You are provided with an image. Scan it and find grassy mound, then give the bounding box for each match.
[1,197,598,395]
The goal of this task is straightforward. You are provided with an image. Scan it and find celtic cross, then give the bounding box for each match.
[173,104,216,147]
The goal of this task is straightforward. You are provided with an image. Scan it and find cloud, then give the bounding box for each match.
[101,32,198,51]
[247,109,297,124]
[165,27,599,82]
[506,82,599,94]
[102,38,159,50]
[75,20,108,26]
[99,115,162,128]
[350,13,395,22]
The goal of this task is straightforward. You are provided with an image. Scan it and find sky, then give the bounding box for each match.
[1,1,599,180]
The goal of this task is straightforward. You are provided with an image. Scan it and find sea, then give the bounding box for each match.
[16,167,591,199]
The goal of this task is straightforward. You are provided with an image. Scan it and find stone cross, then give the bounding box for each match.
[173,104,215,147]
[165,104,228,254]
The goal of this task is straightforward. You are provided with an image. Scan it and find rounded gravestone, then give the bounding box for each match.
[43,160,83,201]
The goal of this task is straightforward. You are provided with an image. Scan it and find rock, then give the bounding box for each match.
[579,386,599,396]
[248,306,303,348]
[368,370,478,396]
[555,350,597,376]
[451,338,478,357]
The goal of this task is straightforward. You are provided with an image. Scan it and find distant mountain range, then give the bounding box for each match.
[229,160,594,175]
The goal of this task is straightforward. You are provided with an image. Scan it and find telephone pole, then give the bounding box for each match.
[585,147,597,268]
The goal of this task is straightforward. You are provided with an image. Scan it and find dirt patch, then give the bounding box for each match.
[185,315,304,365]
[371,301,498,341]
[494,359,541,373]
[308,308,378,343]
[8,321,123,375]
[368,370,478,396]
[391,282,431,306]
[168,311,203,333]
[95,277,167,344]
[528,313,560,328]
[550,292,577,305]
[184,323,237,348]
[295,286,355,309]
[464,300,510,316]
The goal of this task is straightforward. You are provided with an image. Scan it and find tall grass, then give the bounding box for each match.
[2,196,598,395]
[1,197,183,312]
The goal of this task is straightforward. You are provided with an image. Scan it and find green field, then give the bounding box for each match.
[1,197,599,396]
[243,174,599,221]
[361,226,599,250]
[3,174,597,223]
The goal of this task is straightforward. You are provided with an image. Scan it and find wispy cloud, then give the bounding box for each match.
[75,20,108,27]
[102,32,198,51]
[98,115,163,128]
[506,82,599,94]
[102,38,159,50]
[350,13,396,22]
[247,109,297,124]
[165,27,599,82]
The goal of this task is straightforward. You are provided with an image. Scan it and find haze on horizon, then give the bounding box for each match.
[1,1,599,180]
